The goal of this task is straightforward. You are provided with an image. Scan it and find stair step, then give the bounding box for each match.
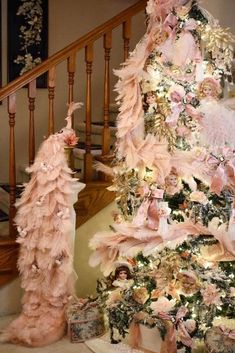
[0,184,24,216]
[75,181,115,227]
[76,142,102,150]
[75,121,116,137]
[0,238,19,286]
[0,209,8,222]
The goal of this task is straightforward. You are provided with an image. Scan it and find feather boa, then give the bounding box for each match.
[114,0,170,164]
[0,104,85,347]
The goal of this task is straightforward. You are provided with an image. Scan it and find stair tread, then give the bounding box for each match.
[76,142,102,150]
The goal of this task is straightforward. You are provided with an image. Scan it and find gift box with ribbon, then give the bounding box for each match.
[66,299,105,343]
[205,326,235,353]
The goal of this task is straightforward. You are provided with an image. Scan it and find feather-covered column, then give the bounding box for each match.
[0,103,85,347]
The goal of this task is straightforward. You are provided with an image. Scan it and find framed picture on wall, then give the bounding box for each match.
[7,0,48,88]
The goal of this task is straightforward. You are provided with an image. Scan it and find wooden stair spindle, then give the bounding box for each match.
[48,67,56,135]
[67,53,76,128]
[8,94,17,239]
[123,19,132,61]
[28,80,36,165]
[84,44,94,182]
[102,32,112,156]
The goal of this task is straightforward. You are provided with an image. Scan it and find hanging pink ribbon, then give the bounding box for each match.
[158,306,193,352]
[207,149,235,195]
[132,189,165,230]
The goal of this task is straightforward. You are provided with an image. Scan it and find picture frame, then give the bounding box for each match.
[7,0,48,88]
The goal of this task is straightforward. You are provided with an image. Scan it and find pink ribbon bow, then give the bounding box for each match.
[158,306,193,351]
[219,326,235,340]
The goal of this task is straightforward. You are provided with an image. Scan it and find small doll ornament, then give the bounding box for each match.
[165,169,183,196]
[143,91,158,114]
[196,78,235,152]
[156,201,171,236]
[176,270,201,296]
[147,189,171,236]
[112,264,133,290]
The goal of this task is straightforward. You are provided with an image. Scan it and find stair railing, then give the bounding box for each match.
[0,0,147,242]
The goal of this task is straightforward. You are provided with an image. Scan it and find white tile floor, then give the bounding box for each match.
[0,315,93,353]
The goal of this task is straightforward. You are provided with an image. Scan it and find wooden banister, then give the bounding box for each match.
[48,67,56,135]
[103,31,112,156]
[84,44,94,182]
[28,80,36,165]
[67,53,76,128]
[8,94,17,239]
[0,0,147,101]
[123,19,132,61]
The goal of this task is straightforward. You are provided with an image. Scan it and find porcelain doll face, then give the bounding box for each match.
[166,173,178,187]
[199,79,221,99]
[202,84,214,98]
[114,265,132,280]
[146,92,157,105]
[118,270,128,280]
[154,30,168,46]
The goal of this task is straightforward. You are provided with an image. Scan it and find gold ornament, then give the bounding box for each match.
[145,113,176,151]
[200,24,235,70]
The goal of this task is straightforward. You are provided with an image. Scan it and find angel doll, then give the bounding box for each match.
[196,78,235,153]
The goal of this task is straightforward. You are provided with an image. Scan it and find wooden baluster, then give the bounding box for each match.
[28,80,36,165]
[123,19,132,61]
[102,31,112,156]
[48,67,55,135]
[84,44,93,182]
[67,52,76,128]
[8,94,17,238]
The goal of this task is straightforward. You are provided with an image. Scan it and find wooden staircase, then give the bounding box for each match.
[0,0,147,287]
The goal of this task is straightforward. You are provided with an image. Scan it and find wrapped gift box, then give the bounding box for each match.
[205,327,235,353]
[66,300,105,343]
[137,324,163,353]
[126,323,163,353]
[128,323,205,353]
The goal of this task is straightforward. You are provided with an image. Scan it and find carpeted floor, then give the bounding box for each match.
[0,316,148,353]
[0,315,93,353]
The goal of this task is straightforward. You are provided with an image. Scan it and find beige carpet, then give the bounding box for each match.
[0,315,93,353]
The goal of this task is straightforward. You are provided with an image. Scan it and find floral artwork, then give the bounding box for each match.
[8,0,48,87]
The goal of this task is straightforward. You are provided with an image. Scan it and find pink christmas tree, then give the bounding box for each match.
[90,0,235,351]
